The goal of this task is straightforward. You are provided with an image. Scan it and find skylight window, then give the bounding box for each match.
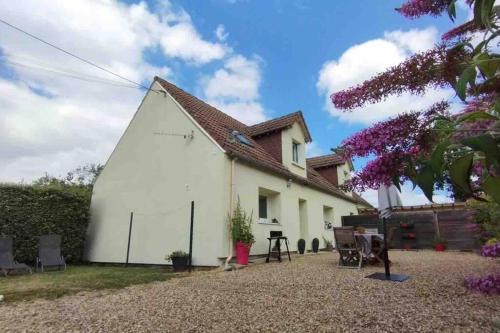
[232,130,253,147]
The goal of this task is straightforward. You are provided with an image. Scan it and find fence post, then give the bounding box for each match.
[125,211,133,267]
[188,201,194,272]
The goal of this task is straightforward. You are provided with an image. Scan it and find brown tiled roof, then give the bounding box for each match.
[248,111,312,142]
[306,154,345,169]
[155,77,357,203]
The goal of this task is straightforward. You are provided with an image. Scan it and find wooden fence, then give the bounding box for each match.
[341,209,478,250]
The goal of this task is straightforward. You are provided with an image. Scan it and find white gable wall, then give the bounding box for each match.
[85,82,229,266]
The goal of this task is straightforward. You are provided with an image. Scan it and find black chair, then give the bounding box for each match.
[266,231,291,263]
[37,235,66,272]
[0,237,32,276]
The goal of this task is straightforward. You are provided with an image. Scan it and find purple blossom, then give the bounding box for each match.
[396,0,450,19]
[481,243,500,257]
[464,274,500,294]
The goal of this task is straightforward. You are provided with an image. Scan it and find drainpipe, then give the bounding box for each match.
[225,157,237,268]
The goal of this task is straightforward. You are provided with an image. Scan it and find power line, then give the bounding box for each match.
[4,59,139,88]
[0,18,160,93]
[4,52,139,85]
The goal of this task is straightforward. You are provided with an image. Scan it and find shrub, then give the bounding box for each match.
[0,184,90,264]
[480,243,500,258]
[464,274,500,295]
[165,250,188,261]
[229,199,254,245]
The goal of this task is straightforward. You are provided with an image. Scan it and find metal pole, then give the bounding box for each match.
[188,201,194,272]
[125,211,134,267]
[382,216,391,277]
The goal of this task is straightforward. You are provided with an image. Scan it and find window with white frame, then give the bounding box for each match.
[258,195,268,219]
[292,141,300,163]
[258,188,281,224]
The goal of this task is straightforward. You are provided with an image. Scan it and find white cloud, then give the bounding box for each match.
[317,27,455,125]
[360,184,454,208]
[305,142,325,158]
[0,0,232,182]
[201,55,267,125]
[215,24,229,42]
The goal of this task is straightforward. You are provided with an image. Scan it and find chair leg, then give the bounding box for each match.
[285,239,291,262]
[277,240,281,262]
[266,239,271,263]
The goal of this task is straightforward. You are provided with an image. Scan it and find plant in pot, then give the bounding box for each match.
[229,199,254,265]
[433,236,447,252]
[165,250,189,272]
[322,236,333,251]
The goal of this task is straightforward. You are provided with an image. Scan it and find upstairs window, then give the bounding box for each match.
[292,141,300,163]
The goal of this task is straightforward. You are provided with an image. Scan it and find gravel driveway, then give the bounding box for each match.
[1,251,499,332]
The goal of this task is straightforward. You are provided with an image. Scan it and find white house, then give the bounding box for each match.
[85,77,371,266]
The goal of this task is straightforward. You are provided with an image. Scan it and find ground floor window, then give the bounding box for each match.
[258,187,281,224]
[259,195,268,219]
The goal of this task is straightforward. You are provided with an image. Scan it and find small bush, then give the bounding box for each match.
[0,184,90,264]
[464,274,500,294]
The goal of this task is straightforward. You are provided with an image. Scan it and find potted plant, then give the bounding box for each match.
[229,199,255,265]
[165,250,189,272]
[322,236,333,251]
[433,236,447,252]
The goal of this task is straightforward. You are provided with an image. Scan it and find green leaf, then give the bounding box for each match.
[447,1,457,21]
[461,134,500,166]
[458,111,498,123]
[475,56,500,78]
[484,176,500,204]
[455,66,476,101]
[495,100,500,116]
[392,175,401,192]
[415,165,435,202]
[449,153,473,194]
[473,0,484,26]
[481,0,495,27]
[430,141,449,174]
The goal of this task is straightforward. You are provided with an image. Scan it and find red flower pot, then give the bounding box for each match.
[434,243,446,252]
[235,241,252,265]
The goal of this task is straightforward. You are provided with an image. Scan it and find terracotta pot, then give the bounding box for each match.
[235,241,252,265]
[434,243,446,252]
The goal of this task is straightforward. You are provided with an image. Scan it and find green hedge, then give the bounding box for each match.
[0,185,90,264]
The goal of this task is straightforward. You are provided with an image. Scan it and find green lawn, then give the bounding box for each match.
[0,265,178,303]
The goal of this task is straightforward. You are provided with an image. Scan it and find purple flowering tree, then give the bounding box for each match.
[332,0,499,204]
[330,0,500,295]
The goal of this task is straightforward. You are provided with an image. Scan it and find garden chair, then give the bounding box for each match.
[37,235,66,272]
[333,227,365,269]
[0,236,32,276]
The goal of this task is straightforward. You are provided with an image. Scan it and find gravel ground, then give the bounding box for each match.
[1,251,499,332]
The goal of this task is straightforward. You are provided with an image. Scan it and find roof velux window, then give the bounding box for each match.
[232,130,253,147]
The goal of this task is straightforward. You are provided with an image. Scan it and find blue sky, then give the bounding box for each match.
[0,0,471,204]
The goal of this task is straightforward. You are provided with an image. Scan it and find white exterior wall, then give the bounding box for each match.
[281,122,307,178]
[233,162,358,255]
[336,163,352,186]
[85,82,229,266]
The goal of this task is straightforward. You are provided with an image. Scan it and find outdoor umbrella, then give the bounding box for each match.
[366,185,409,282]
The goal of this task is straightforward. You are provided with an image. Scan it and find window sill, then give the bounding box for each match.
[258,220,281,226]
[291,161,305,169]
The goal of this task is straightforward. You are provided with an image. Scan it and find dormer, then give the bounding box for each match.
[248,111,312,177]
[306,154,353,186]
